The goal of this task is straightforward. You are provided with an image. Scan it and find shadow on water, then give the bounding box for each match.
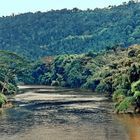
[0,86,132,140]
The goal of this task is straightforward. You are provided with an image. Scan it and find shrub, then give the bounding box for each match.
[83,77,100,91]
[131,80,140,93]
[131,80,140,112]
[95,79,112,95]
[66,65,85,88]
[0,93,7,108]
[128,64,139,82]
[6,83,18,94]
[56,74,65,86]
[113,74,131,90]
[115,96,135,113]
[39,72,52,85]
[114,80,140,113]
[113,89,127,102]
[108,63,118,69]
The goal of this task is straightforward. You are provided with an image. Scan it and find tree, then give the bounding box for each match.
[0,50,28,94]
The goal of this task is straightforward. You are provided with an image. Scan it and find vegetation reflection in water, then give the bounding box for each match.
[0,86,129,140]
[116,114,140,140]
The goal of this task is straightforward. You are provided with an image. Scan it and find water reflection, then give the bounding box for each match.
[0,86,129,140]
[116,114,140,140]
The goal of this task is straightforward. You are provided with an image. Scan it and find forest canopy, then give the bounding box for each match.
[0,1,140,59]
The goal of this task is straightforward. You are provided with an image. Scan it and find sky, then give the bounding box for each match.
[0,0,130,16]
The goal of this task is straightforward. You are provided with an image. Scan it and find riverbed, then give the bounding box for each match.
[0,85,139,140]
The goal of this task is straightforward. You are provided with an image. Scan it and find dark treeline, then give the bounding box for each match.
[0,1,140,59]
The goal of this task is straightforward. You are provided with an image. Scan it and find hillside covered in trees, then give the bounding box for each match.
[0,1,140,59]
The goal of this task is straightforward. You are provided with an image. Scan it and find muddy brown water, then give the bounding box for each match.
[0,85,139,140]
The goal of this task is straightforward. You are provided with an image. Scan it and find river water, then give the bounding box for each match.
[0,85,140,140]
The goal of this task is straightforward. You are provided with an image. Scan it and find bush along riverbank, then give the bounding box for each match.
[0,93,7,108]
[0,51,29,108]
[28,45,140,113]
[1,45,140,113]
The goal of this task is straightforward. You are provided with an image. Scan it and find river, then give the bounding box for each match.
[0,85,140,140]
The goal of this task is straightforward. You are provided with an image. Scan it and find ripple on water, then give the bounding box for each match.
[0,86,129,140]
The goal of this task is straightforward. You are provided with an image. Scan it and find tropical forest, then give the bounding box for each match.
[0,1,140,140]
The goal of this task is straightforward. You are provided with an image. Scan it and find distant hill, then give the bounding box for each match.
[0,1,140,59]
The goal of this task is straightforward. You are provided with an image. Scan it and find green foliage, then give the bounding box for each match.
[0,2,140,59]
[6,83,18,95]
[134,91,140,98]
[95,79,112,95]
[114,79,140,113]
[113,74,131,90]
[0,50,29,95]
[131,80,140,93]
[0,93,7,108]
[38,72,52,85]
[115,97,135,113]
[82,77,100,91]
[56,74,64,86]
[128,64,140,82]
[113,89,127,102]
[67,65,84,88]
